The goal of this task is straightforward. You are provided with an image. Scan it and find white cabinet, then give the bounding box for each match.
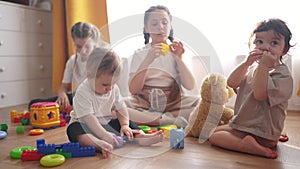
[0,1,53,108]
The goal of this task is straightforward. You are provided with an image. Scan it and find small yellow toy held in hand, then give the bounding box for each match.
[161,43,170,56]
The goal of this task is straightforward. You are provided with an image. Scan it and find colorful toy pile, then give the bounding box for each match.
[10,139,96,167]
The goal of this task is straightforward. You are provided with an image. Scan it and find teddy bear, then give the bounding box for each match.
[184,73,234,142]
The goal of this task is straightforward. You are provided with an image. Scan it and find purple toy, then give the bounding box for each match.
[113,134,124,148]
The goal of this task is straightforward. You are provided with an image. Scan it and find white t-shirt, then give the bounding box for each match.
[70,79,126,125]
[62,54,87,84]
[129,44,178,87]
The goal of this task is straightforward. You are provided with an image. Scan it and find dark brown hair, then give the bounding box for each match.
[248,18,293,60]
[143,5,174,44]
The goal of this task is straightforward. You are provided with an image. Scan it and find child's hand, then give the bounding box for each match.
[147,43,163,62]
[246,49,263,66]
[101,142,114,158]
[104,132,119,146]
[259,51,278,68]
[120,125,134,141]
[56,93,70,111]
[169,41,185,59]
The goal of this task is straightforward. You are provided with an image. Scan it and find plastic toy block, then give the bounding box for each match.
[21,150,46,161]
[55,149,71,158]
[11,110,18,122]
[60,119,66,127]
[24,112,30,120]
[157,124,177,131]
[13,116,22,123]
[62,142,96,157]
[170,128,184,149]
[16,126,24,134]
[0,124,8,131]
[21,118,30,125]
[138,125,152,133]
[157,124,177,139]
[36,139,45,146]
[37,144,56,154]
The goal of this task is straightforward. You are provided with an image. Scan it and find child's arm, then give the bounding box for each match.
[129,44,162,95]
[81,114,118,145]
[252,51,277,101]
[227,62,250,89]
[227,50,262,89]
[56,83,72,110]
[115,108,134,140]
[252,64,269,100]
[170,41,195,90]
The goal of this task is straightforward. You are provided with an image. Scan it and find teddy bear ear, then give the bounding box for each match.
[208,74,219,86]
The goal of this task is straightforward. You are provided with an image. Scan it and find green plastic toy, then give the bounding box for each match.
[138,125,152,133]
[10,146,36,159]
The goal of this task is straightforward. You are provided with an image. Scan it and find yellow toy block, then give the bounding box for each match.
[10,110,18,122]
[157,124,177,139]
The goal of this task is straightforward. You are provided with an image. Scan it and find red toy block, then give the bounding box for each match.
[21,150,46,161]
[60,119,66,127]
[13,116,22,123]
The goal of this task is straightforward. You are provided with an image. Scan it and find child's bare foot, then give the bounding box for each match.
[134,130,164,146]
[240,135,278,159]
[279,132,289,142]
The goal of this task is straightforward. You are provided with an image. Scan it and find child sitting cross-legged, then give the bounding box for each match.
[66,47,164,158]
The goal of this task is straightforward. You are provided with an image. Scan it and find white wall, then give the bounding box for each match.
[107,0,300,111]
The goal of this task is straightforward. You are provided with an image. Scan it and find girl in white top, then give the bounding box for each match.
[126,5,199,128]
[28,22,101,111]
[67,47,163,158]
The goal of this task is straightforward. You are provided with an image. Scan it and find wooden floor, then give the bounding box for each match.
[1,104,300,169]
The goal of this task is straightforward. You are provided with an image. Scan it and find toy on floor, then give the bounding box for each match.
[10,146,36,159]
[40,154,65,167]
[10,139,96,168]
[170,128,184,149]
[138,125,152,133]
[0,123,8,131]
[10,110,30,124]
[29,129,44,136]
[30,102,60,129]
[0,131,7,139]
[36,139,96,158]
[157,124,177,139]
[16,126,24,134]
[184,73,234,142]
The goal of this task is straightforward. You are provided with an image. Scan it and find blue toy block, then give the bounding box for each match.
[35,139,96,157]
[62,142,96,157]
[170,128,184,149]
[36,139,45,146]
[37,143,56,154]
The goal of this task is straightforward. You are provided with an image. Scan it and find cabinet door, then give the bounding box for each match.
[0,31,52,56]
[21,9,52,34]
[0,79,53,108]
[0,56,52,82]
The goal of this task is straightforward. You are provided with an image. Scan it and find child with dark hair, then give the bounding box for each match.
[126,5,199,128]
[209,18,293,159]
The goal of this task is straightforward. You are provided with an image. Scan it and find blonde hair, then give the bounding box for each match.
[86,47,122,79]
